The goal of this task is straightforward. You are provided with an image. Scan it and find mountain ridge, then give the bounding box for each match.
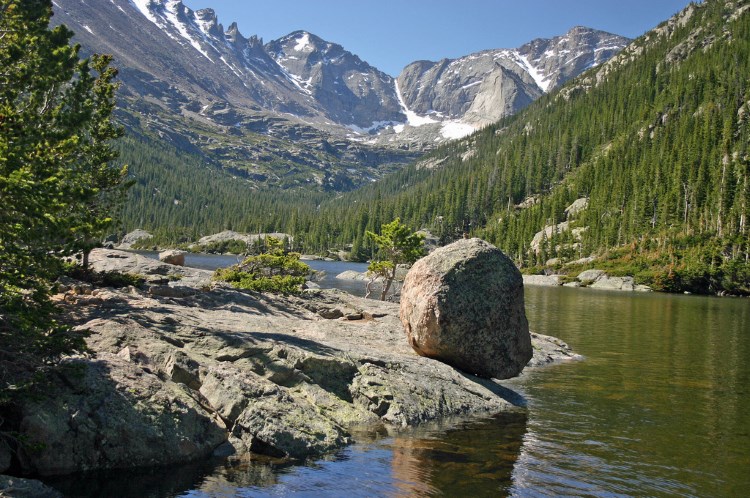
[52,0,629,163]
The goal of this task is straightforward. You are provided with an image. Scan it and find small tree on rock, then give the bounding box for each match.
[366,218,425,300]
[213,237,311,294]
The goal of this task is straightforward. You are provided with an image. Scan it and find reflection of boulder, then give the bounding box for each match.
[400,238,532,379]
[390,412,528,495]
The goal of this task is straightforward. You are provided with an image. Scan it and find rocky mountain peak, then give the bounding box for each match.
[389,26,630,141]
[224,21,244,45]
[265,30,366,74]
[194,8,222,38]
[515,26,630,90]
[265,30,404,128]
[52,0,631,186]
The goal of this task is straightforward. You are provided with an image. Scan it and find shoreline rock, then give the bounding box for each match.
[0,476,62,497]
[159,249,186,266]
[400,239,532,380]
[116,229,152,249]
[5,249,579,478]
[523,270,652,292]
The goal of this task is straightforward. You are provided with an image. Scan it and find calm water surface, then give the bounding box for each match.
[46,258,749,496]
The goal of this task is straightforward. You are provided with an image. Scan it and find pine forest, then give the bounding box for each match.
[118,1,749,294]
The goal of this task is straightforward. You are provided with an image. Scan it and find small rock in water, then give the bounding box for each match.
[159,249,186,266]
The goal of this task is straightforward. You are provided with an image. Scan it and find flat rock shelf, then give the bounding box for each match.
[8,249,579,477]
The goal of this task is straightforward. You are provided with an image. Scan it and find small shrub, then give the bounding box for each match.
[212,237,310,294]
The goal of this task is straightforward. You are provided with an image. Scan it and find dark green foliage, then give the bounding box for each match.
[193,239,249,255]
[65,265,145,289]
[113,135,326,251]
[365,218,425,300]
[213,237,310,294]
[304,0,748,294]
[0,0,127,395]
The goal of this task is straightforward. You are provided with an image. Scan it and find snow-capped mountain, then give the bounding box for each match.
[265,31,403,129]
[393,26,630,138]
[50,0,630,189]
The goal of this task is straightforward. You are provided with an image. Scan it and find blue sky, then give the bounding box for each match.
[182,0,694,76]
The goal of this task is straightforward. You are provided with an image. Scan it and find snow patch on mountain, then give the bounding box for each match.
[195,14,217,39]
[441,121,477,140]
[129,0,214,61]
[294,32,313,52]
[162,0,213,61]
[513,53,550,91]
[461,80,483,90]
[394,80,437,128]
[346,120,397,135]
[130,0,162,28]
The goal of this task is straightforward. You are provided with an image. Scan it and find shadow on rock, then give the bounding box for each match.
[457,371,528,408]
[9,356,225,477]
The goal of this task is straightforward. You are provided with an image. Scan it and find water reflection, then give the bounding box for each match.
[42,413,529,497]
[41,459,226,497]
[515,287,750,497]
[387,412,528,497]
[45,256,750,496]
[189,413,529,497]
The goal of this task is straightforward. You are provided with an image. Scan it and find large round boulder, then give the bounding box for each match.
[399,238,531,379]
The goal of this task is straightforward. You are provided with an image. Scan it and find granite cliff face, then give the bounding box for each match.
[51,0,629,187]
[265,31,404,129]
[394,27,630,132]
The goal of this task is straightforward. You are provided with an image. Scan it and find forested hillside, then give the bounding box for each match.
[115,136,323,242]
[294,0,750,294]
[121,0,749,294]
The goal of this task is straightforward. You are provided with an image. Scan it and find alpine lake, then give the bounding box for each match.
[43,254,750,497]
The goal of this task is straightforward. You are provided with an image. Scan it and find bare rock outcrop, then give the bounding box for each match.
[5,249,575,477]
[400,238,532,379]
[523,268,652,292]
[159,249,186,266]
[116,229,152,249]
[18,354,226,475]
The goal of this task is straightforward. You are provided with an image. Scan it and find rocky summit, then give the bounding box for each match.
[400,239,532,379]
[5,250,578,476]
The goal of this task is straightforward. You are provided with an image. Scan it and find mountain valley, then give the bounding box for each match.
[50,0,750,294]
